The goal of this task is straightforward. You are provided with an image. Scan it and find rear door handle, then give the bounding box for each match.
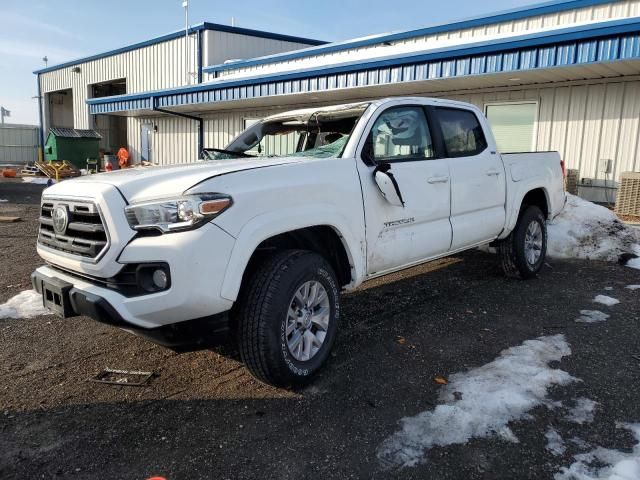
[427,175,449,184]
[486,169,501,176]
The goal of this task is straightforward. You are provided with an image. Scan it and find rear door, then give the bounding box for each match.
[434,106,506,250]
[356,103,452,276]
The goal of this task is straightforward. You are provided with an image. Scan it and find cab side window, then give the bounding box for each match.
[370,107,435,162]
[436,107,488,157]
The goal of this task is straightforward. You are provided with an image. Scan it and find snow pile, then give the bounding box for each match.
[626,285,640,290]
[593,295,620,307]
[547,194,640,263]
[22,177,52,185]
[576,310,610,323]
[377,335,575,468]
[0,290,50,319]
[566,398,598,424]
[555,424,640,480]
[546,428,567,456]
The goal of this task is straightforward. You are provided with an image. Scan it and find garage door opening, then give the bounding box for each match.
[91,79,127,155]
[46,89,73,129]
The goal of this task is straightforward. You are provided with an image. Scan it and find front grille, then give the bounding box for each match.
[38,199,109,260]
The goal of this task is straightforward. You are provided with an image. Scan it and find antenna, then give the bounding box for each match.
[182,0,190,85]
[42,56,48,67]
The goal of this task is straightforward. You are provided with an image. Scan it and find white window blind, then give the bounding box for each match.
[485,103,537,153]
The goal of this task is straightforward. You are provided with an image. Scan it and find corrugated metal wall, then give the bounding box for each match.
[203,30,315,68]
[443,79,640,181]
[0,124,39,165]
[191,77,640,187]
[39,35,194,130]
[40,30,319,164]
[217,0,640,80]
[127,115,198,165]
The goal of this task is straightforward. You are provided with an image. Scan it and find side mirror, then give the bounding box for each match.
[374,168,404,207]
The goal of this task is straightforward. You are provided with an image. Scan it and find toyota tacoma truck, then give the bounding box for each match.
[32,97,565,387]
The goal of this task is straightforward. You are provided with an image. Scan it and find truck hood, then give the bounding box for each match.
[53,157,303,202]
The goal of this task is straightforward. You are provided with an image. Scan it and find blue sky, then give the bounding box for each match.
[0,0,537,124]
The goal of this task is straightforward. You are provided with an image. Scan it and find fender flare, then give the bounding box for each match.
[502,184,551,238]
[218,204,365,302]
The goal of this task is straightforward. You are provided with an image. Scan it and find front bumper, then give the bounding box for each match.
[34,220,236,329]
[32,268,231,348]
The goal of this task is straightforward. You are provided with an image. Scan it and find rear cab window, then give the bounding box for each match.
[435,107,488,157]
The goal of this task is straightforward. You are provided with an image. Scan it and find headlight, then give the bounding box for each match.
[125,194,232,233]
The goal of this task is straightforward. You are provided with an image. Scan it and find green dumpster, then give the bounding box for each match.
[44,128,102,170]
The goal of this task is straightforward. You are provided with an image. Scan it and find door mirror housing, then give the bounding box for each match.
[374,167,404,207]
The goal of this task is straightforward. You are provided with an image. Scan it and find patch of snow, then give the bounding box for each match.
[604,287,613,291]
[627,256,640,270]
[593,295,620,307]
[547,194,640,262]
[0,290,50,319]
[569,437,592,450]
[22,177,52,185]
[555,423,640,480]
[477,243,496,254]
[377,335,575,469]
[566,398,598,425]
[626,285,640,290]
[546,428,567,456]
[576,310,610,323]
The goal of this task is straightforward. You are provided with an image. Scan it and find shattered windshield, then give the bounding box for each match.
[201,103,369,161]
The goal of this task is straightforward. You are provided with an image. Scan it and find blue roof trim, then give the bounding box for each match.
[33,22,325,75]
[203,0,616,74]
[87,18,640,115]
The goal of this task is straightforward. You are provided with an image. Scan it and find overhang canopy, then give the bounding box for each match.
[87,18,640,117]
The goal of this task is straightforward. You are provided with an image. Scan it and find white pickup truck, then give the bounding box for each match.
[32,97,565,387]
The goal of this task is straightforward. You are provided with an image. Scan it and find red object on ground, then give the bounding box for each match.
[117,147,130,168]
[2,168,17,178]
[105,161,113,172]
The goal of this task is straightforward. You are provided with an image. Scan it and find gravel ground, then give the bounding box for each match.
[1,181,639,479]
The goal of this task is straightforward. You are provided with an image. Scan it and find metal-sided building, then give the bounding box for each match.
[34,23,324,165]
[40,0,640,202]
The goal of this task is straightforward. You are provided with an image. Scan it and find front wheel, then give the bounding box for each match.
[235,250,340,388]
[497,205,547,279]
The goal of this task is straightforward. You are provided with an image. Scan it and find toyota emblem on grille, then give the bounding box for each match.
[52,206,69,235]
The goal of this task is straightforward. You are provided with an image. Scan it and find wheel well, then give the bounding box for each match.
[242,226,353,289]
[521,188,549,218]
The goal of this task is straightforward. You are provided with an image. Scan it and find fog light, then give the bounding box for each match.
[152,269,168,289]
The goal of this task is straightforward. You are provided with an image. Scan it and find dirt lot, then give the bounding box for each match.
[1,181,639,479]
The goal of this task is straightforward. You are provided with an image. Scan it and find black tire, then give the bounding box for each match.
[497,205,547,279]
[235,249,340,388]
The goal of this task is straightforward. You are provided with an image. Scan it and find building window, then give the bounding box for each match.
[485,102,538,153]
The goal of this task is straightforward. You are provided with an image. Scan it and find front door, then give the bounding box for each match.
[434,106,506,250]
[141,123,153,163]
[357,105,452,276]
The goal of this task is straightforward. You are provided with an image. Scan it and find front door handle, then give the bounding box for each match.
[486,169,501,176]
[427,175,449,184]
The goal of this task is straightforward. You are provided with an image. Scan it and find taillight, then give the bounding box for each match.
[560,160,567,178]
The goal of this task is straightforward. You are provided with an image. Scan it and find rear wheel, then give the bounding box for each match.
[235,250,340,388]
[497,205,547,279]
